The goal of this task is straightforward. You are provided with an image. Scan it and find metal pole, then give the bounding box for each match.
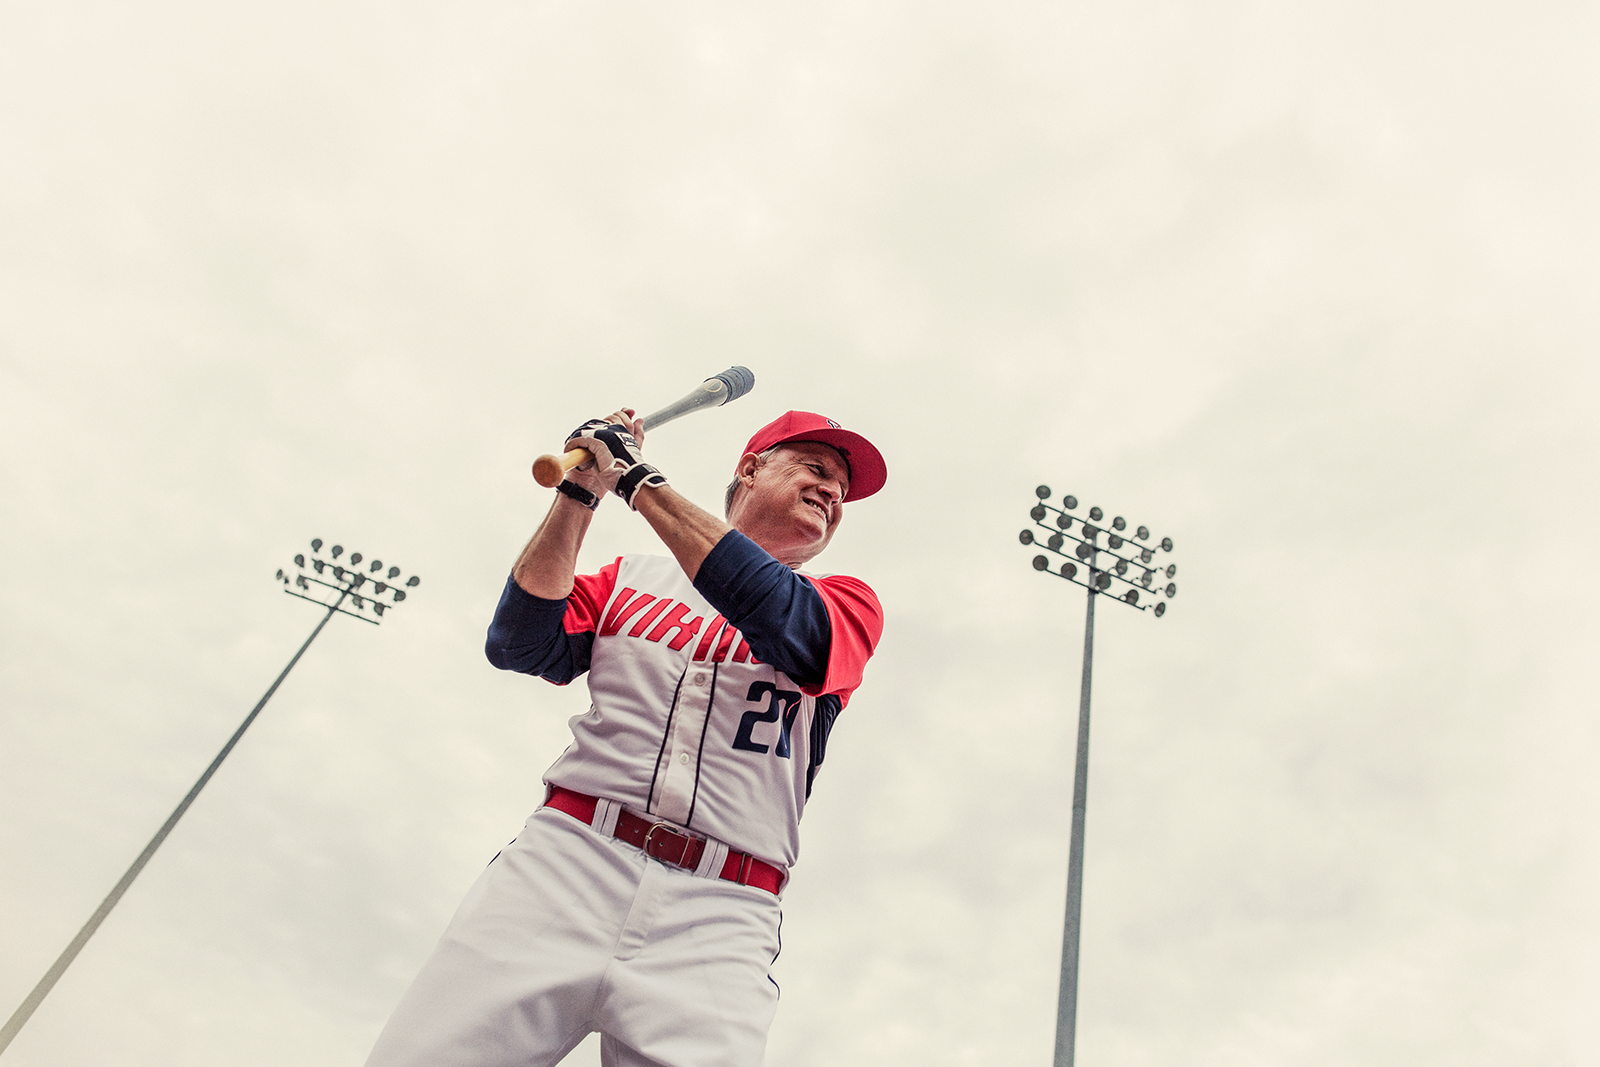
[1053,574,1096,1067]
[0,595,345,1056]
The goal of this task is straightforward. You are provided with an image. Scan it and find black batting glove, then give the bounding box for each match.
[567,422,670,511]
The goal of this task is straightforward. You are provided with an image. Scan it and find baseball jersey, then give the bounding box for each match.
[486,530,882,869]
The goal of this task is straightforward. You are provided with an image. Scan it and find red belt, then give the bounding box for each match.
[543,786,786,896]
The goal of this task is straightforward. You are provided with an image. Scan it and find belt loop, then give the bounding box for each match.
[694,838,728,878]
[592,797,621,837]
[735,852,752,887]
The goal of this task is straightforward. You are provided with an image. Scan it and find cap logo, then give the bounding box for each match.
[825,418,840,429]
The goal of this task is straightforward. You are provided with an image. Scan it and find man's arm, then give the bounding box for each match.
[636,488,878,693]
[511,494,596,599]
[632,486,731,583]
[487,494,604,683]
[512,408,641,597]
[487,409,640,680]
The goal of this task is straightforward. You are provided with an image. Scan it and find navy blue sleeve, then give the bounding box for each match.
[484,576,595,685]
[692,531,831,687]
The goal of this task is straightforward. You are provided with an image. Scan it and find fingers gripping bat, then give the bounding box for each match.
[531,366,757,487]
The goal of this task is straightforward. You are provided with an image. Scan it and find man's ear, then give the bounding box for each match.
[736,451,766,484]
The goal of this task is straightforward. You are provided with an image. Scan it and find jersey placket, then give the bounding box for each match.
[648,661,720,827]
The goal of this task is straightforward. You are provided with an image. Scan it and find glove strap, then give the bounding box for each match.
[614,463,669,510]
[555,479,600,511]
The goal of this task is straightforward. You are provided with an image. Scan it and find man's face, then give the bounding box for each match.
[729,442,851,565]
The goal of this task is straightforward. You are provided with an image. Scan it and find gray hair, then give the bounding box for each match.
[724,446,780,517]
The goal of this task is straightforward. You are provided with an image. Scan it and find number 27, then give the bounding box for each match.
[732,681,802,758]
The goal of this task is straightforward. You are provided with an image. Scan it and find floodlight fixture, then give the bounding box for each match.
[1165,564,1177,578]
[1,536,422,1053]
[1015,486,1180,1067]
[387,566,400,579]
[406,576,420,587]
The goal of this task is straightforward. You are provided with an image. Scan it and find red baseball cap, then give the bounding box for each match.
[740,411,887,502]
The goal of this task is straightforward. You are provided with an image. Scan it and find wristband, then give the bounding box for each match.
[614,463,670,510]
[555,479,600,511]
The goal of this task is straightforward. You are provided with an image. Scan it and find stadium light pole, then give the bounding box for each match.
[0,540,421,1056]
[1019,486,1177,1067]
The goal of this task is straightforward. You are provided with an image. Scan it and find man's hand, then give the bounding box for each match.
[563,409,646,500]
[566,409,669,510]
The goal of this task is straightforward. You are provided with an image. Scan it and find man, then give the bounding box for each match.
[366,409,887,1067]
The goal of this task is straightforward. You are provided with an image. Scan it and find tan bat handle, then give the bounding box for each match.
[532,447,589,488]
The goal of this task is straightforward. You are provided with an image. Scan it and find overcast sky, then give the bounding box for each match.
[2,1,1596,1065]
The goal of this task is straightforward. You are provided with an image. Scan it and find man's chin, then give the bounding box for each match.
[800,525,834,558]
[777,525,831,564]
[799,514,832,544]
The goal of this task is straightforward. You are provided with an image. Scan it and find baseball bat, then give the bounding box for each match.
[531,366,757,488]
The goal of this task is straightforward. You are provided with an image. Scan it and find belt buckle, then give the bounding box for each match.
[733,852,753,887]
[643,821,691,867]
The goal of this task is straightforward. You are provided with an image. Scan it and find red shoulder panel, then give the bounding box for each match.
[564,557,622,635]
[802,574,884,704]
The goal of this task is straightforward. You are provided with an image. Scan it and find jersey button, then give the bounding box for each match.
[693,672,707,686]
[678,752,691,765]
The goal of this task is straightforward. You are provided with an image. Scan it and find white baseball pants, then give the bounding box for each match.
[364,806,783,1067]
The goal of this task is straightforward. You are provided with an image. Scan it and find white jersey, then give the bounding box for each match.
[538,553,880,869]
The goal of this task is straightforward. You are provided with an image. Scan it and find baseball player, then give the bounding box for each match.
[365,408,886,1067]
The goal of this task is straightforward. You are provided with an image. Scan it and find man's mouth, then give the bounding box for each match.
[802,498,829,522]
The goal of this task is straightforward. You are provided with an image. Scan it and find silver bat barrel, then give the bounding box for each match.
[641,366,756,431]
